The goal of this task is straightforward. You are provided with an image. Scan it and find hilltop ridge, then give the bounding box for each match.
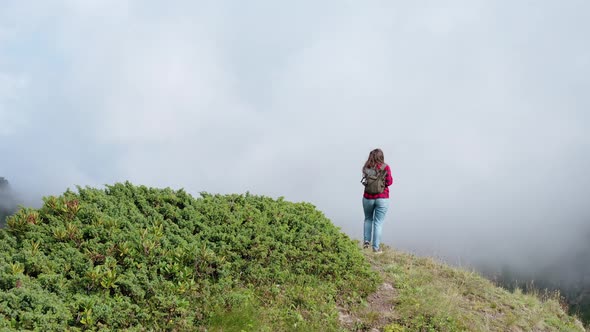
[342,247,586,331]
[0,182,585,331]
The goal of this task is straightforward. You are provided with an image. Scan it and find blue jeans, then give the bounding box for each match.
[363,198,389,250]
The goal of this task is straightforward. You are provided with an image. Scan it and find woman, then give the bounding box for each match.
[362,148,393,253]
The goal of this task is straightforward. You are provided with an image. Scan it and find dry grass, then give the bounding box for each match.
[344,245,586,332]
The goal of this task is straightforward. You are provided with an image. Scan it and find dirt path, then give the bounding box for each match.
[338,282,399,331]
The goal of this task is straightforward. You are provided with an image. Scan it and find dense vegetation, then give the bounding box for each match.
[0,182,379,331]
[0,181,585,331]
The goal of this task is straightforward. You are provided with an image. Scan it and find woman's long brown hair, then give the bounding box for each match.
[363,148,385,172]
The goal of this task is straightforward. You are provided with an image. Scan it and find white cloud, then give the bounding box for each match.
[0,73,29,136]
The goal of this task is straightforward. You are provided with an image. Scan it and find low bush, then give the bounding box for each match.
[0,182,378,331]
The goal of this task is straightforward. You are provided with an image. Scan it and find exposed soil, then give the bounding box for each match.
[338,282,399,331]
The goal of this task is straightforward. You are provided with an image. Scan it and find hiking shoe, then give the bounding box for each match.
[363,241,370,249]
[373,248,383,254]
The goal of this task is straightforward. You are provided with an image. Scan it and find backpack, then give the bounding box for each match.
[361,164,387,195]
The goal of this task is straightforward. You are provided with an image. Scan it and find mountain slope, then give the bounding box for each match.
[0,177,17,227]
[0,182,585,331]
[0,183,378,331]
[341,247,586,331]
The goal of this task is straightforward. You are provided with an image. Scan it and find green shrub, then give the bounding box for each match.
[0,182,378,330]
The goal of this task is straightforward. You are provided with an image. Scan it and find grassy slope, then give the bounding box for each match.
[344,245,586,332]
[0,182,586,331]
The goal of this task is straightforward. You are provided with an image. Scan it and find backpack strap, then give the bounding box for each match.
[377,164,388,178]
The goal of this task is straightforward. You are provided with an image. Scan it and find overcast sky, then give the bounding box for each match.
[1,1,589,272]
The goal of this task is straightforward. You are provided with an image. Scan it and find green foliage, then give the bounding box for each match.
[0,182,378,330]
